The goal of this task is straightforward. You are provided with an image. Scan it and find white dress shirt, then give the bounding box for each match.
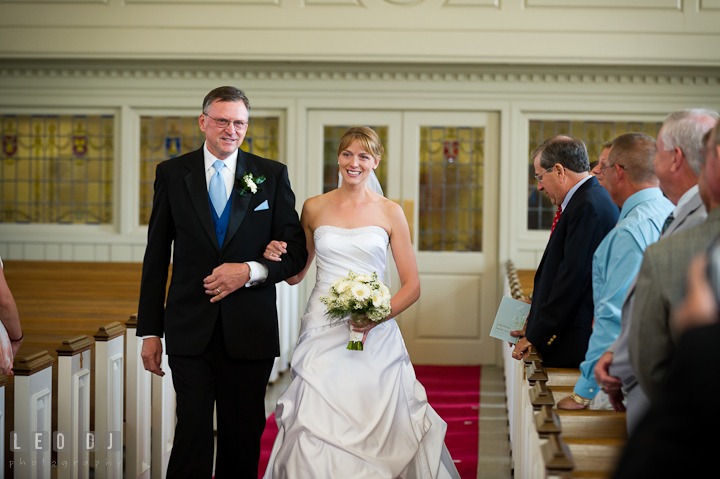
[203,143,268,287]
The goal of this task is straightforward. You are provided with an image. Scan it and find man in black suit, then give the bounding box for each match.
[512,136,618,368]
[137,86,307,478]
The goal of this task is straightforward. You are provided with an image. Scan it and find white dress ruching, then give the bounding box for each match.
[263,226,460,479]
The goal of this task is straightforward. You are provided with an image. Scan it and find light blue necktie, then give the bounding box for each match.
[209,160,227,216]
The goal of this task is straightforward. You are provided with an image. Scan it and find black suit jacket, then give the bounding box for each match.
[136,147,307,359]
[526,176,618,367]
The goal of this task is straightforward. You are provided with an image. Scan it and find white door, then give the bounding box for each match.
[307,110,499,364]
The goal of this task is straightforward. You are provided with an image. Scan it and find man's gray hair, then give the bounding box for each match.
[532,135,590,173]
[202,86,251,114]
[660,108,720,175]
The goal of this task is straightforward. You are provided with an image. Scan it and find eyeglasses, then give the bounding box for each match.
[599,163,627,172]
[203,113,248,131]
[534,166,553,183]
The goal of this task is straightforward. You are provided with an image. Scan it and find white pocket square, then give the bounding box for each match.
[254,200,269,211]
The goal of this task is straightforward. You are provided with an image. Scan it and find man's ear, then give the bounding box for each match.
[670,146,685,172]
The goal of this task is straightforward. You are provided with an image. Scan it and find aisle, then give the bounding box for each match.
[257,365,481,479]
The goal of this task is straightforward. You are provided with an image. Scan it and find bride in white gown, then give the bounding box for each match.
[262,127,461,479]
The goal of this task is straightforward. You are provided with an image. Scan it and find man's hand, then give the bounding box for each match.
[204,263,251,303]
[594,351,622,395]
[512,337,531,360]
[607,388,626,413]
[509,324,526,347]
[141,337,165,377]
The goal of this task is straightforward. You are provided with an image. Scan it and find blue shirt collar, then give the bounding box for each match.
[618,187,665,222]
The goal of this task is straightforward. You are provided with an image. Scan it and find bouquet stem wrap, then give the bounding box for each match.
[348,313,366,351]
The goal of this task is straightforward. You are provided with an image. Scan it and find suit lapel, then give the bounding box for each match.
[664,192,703,238]
[183,150,220,251]
[223,149,258,249]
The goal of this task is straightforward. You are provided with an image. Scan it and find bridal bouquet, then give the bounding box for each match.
[319,271,392,351]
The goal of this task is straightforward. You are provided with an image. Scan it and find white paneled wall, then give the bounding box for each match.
[0,0,719,65]
[0,242,147,263]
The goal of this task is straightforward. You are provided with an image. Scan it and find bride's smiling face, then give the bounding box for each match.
[338,140,379,185]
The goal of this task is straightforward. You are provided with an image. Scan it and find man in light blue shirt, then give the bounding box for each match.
[558,132,674,409]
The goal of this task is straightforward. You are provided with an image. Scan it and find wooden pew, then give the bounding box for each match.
[504,261,628,479]
[2,260,144,478]
[531,361,627,478]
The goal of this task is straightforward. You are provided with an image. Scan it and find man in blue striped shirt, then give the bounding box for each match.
[558,132,674,410]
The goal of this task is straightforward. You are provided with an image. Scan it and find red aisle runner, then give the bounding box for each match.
[257,365,481,479]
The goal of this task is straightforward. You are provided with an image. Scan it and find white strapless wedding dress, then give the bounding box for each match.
[263,226,461,479]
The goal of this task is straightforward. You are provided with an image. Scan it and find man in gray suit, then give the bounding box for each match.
[594,108,718,432]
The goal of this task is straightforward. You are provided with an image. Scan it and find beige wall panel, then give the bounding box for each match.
[126,0,277,3]
[442,0,498,5]
[1,28,718,66]
[701,0,720,9]
[526,0,680,9]
[0,0,718,65]
[0,0,105,3]
[416,274,481,339]
[304,0,360,4]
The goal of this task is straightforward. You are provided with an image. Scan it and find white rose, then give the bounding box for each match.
[248,180,257,193]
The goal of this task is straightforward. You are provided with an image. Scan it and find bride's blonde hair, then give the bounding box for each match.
[337,127,384,161]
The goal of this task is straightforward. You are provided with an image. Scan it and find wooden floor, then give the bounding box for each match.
[3,260,144,478]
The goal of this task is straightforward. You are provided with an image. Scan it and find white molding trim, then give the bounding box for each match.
[1,63,720,88]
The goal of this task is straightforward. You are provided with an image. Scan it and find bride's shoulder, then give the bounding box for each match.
[302,193,331,212]
[301,192,336,226]
[377,197,408,235]
[378,196,404,216]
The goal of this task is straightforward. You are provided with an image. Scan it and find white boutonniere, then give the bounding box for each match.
[239,173,266,196]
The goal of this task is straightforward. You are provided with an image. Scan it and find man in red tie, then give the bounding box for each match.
[512,136,618,367]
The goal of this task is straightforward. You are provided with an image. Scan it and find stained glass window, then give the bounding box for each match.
[322,126,388,194]
[139,115,280,225]
[0,114,114,224]
[418,126,484,252]
[527,120,663,230]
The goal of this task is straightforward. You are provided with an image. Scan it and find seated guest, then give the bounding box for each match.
[595,108,717,432]
[627,117,720,412]
[557,133,673,409]
[511,136,618,367]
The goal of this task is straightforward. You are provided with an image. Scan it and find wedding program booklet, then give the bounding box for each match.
[490,296,531,344]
